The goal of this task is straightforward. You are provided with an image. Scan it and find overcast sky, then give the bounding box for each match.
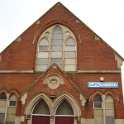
[0,0,124,95]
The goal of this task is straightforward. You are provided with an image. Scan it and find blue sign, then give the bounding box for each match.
[88,82,118,88]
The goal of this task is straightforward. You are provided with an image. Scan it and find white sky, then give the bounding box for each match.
[0,0,124,96]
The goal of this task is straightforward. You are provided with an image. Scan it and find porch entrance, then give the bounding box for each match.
[32,99,74,124]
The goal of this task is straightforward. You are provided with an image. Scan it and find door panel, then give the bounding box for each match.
[55,116,74,124]
[32,116,50,124]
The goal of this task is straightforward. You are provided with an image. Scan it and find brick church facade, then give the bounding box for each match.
[0,2,124,124]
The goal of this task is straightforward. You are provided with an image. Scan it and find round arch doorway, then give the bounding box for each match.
[32,99,50,124]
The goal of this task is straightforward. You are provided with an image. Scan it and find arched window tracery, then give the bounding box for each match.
[56,100,74,115]
[36,24,77,72]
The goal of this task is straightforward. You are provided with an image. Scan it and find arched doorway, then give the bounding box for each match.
[55,99,74,124]
[32,99,50,124]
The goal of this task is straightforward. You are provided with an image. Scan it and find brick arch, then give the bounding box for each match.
[104,91,119,102]
[89,91,103,102]
[0,89,8,95]
[25,93,52,116]
[9,89,20,98]
[53,93,81,117]
[34,21,79,45]
[35,23,77,72]
[33,22,78,58]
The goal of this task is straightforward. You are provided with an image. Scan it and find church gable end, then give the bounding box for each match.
[0,3,124,124]
[0,2,122,71]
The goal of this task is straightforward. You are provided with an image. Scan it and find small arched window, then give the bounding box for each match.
[0,92,7,100]
[93,95,103,124]
[93,95,102,108]
[6,94,17,123]
[105,96,115,124]
[9,94,17,107]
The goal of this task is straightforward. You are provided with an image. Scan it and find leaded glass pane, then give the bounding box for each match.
[37,58,49,65]
[33,99,49,114]
[65,59,75,65]
[38,52,49,58]
[94,95,102,108]
[105,96,114,109]
[39,38,49,52]
[51,52,62,58]
[64,52,76,58]
[65,65,76,71]
[56,100,73,115]
[0,93,6,100]
[94,109,104,124]
[36,65,48,71]
[65,38,75,46]
[51,46,62,51]
[0,113,5,124]
[64,46,76,51]
[105,116,114,124]
[39,46,48,52]
[105,109,114,116]
[39,39,49,45]
[52,26,63,46]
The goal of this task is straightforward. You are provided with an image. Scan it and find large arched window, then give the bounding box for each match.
[93,95,103,124]
[6,94,17,124]
[36,24,77,72]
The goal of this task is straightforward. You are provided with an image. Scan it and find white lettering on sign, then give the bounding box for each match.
[88,82,119,88]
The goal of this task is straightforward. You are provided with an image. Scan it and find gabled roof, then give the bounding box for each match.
[0,2,123,70]
[1,2,123,60]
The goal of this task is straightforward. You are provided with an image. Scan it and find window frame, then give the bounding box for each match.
[36,24,77,72]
